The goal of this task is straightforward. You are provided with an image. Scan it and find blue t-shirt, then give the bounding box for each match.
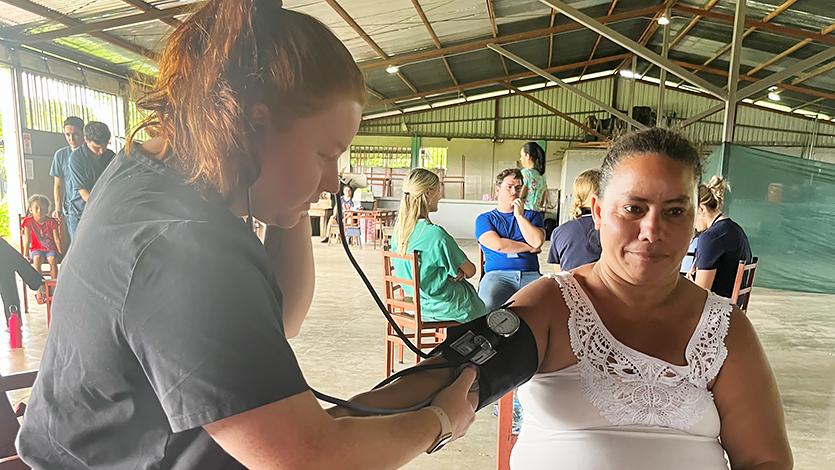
[66,144,115,216]
[475,209,544,273]
[694,218,752,298]
[547,214,601,271]
[49,146,74,214]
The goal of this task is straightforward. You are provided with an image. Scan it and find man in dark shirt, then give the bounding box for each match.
[0,237,43,324]
[65,121,115,240]
[49,116,84,220]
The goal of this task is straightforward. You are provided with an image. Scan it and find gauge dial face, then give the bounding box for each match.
[486,309,520,337]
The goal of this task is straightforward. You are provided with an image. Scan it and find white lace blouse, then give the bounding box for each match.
[510,272,732,470]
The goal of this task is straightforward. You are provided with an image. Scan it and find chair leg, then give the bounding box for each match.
[386,338,394,377]
[398,343,404,364]
[22,282,28,313]
[497,392,515,470]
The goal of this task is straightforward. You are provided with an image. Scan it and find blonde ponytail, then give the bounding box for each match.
[570,169,601,219]
[393,169,440,254]
[698,176,730,211]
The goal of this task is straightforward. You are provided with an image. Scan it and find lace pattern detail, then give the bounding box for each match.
[547,273,732,431]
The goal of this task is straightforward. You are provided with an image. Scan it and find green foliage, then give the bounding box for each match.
[0,200,9,239]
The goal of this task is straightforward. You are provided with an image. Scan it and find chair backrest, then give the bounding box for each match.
[731,257,759,313]
[0,370,37,462]
[17,215,25,253]
[381,249,424,326]
[478,244,486,282]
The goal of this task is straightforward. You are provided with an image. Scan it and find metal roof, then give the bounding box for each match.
[0,0,832,119]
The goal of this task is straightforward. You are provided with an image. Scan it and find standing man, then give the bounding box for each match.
[65,121,115,239]
[49,116,84,221]
[475,168,546,310]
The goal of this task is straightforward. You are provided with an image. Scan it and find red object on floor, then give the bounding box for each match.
[8,307,22,349]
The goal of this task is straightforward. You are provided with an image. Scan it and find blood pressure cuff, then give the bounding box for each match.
[434,313,539,411]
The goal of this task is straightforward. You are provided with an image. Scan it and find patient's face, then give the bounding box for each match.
[592,153,696,284]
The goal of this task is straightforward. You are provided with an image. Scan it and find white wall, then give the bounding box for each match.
[350,135,568,201]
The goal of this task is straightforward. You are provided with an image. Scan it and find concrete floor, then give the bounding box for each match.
[3,239,834,469]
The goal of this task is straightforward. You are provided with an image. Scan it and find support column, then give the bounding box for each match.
[410,135,421,169]
[1,61,26,244]
[657,8,671,127]
[722,0,747,143]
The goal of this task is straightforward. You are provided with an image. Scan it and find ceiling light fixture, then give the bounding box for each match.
[619,69,636,79]
[657,15,670,26]
[768,91,781,101]
[385,65,400,74]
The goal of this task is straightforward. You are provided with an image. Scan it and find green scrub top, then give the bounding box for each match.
[391,220,487,323]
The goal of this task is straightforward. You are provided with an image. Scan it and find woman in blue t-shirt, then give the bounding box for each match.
[692,176,752,298]
[391,168,486,323]
[547,169,602,272]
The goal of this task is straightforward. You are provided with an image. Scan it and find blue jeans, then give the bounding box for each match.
[66,214,80,241]
[478,270,541,311]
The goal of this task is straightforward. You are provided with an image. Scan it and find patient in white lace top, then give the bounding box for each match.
[508,128,792,470]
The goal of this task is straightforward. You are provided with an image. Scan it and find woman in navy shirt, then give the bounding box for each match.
[547,169,602,271]
[693,176,752,298]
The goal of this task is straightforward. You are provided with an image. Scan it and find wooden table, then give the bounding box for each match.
[345,209,397,249]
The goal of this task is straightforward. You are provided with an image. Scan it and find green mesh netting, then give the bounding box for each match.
[704,143,835,294]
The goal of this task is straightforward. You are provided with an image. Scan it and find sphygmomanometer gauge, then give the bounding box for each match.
[486,308,520,337]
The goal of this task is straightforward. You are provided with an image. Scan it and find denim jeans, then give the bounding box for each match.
[65,214,80,241]
[478,270,541,311]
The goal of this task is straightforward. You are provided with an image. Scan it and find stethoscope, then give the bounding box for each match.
[246,187,467,415]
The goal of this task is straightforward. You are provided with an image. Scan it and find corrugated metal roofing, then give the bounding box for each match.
[0,0,832,124]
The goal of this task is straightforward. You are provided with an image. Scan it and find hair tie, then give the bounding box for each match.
[403,191,410,196]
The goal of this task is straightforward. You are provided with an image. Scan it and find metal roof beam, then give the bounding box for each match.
[792,60,835,86]
[721,0,746,142]
[7,3,198,43]
[675,60,835,101]
[580,0,618,79]
[682,46,835,127]
[323,0,420,95]
[539,0,727,100]
[700,0,798,69]
[408,0,461,89]
[486,0,510,76]
[358,5,663,72]
[673,5,835,46]
[0,0,155,59]
[502,82,606,139]
[119,0,181,28]
[668,0,719,50]
[616,1,674,76]
[488,44,647,129]
[378,53,630,106]
[547,10,556,68]
[747,22,835,76]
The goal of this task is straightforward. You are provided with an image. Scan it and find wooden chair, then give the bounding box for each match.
[731,257,759,313]
[382,250,458,377]
[43,280,57,326]
[497,392,517,470]
[18,214,63,314]
[1,370,37,469]
[329,211,362,247]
